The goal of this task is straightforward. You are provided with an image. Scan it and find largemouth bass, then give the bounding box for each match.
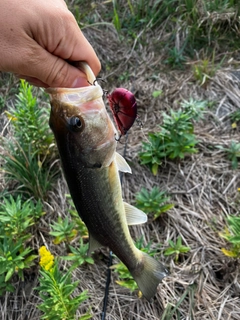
[46,62,168,301]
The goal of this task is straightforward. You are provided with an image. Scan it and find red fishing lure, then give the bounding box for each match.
[107,88,137,136]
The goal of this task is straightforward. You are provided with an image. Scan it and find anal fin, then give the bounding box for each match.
[88,233,103,256]
[124,202,147,225]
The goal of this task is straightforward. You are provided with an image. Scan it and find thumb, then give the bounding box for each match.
[25,46,90,88]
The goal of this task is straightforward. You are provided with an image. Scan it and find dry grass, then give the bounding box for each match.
[1,2,240,319]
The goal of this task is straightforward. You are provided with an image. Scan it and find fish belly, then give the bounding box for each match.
[62,155,139,271]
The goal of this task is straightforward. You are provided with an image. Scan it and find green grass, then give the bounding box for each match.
[161,283,196,320]
[81,0,240,63]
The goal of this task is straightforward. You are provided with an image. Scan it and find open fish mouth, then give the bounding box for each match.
[46,84,103,105]
[46,61,103,104]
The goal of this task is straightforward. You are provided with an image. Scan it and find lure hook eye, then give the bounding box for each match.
[88,78,109,96]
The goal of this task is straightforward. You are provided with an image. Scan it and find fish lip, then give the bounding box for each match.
[46,87,89,94]
[45,85,103,104]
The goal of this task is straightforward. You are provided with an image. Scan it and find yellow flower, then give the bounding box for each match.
[238,188,240,192]
[39,246,54,271]
[231,122,237,129]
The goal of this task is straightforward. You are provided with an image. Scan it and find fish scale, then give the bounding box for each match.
[61,156,138,270]
[46,62,168,301]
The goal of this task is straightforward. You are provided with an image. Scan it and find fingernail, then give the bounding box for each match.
[72,77,89,88]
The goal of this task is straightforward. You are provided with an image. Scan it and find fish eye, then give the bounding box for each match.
[69,116,83,131]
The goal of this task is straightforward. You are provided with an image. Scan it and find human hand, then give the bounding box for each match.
[0,0,101,88]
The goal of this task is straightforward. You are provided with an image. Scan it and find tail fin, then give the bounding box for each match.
[131,252,169,301]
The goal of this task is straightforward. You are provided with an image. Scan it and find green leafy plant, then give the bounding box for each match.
[6,79,54,156]
[164,46,186,68]
[160,110,198,156]
[113,262,138,293]
[0,237,37,294]
[152,90,163,98]
[0,274,15,295]
[0,195,44,242]
[1,80,59,200]
[0,194,42,294]
[61,238,94,268]
[192,52,225,87]
[135,236,160,256]
[37,246,91,320]
[138,133,163,175]
[159,110,198,155]
[118,71,130,82]
[135,187,174,219]
[1,141,59,200]
[217,141,240,169]
[139,109,198,175]
[50,217,78,245]
[230,110,240,129]
[164,236,190,262]
[180,98,208,122]
[193,59,215,87]
[220,215,240,258]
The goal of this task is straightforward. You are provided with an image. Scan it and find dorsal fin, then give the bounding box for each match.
[124,202,147,225]
[115,153,132,173]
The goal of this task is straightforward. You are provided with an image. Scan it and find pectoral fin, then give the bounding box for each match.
[115,152,132,173]
[88,233,102,255]
[124,202,147,225]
